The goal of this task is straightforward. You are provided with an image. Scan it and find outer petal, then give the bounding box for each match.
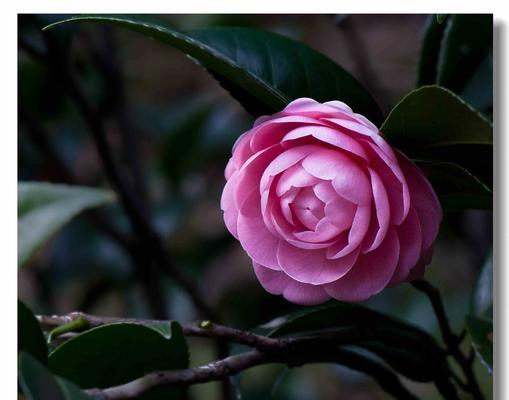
[221,170,240,238]
[397,152,442,250]
[253,263,330,305]
[364,142,410,225]
[388,207,422,286]
[281,126,369,161]
[324,227,400,302]
[277,241,360,285]
[250,115,329,152]
[234,145,282,209]
[237,190,281,270]
[407,246,434,282]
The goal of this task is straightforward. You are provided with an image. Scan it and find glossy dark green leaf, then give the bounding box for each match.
[460,47,493,114]
[18,301,48,365]
[381,86,492,190]
[437,15,493,95]
[18,182,115,267]
[44,15,383,124]
[417,15,449,85]
[267,303,450,382]
[49,322,189,399]
[471,254,493,318]
[415,160,492,210]
[19,352,94,400]
[465,315,493,373]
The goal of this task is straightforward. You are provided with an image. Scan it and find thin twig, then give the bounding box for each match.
[411,280,485,400]
[37,313,288,351]
[84,346,418,400]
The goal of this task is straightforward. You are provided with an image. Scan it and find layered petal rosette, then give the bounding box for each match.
[221,98,442,305]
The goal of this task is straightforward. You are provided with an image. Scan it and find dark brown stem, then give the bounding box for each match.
[37,313,288,351]
[84,346,418,400]
[36,312,422,400]
[411,280,484,400]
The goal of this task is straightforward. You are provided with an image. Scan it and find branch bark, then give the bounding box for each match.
[36,312,427,400]
[37,313,289,351]
[84,347,418,400]
[411,280,484,400]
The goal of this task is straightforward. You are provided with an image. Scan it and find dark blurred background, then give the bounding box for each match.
[18,14,492,399]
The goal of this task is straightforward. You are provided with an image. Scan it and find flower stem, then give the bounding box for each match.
[411,280,484,400]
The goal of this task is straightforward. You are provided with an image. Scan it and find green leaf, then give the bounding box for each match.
[18,301,48,365]
[380,86,493,190]
[43,15,383,124]
[437,15,493,96]
[465,315,493,373]
[471,254,493,318]
[18,182,115,267]
[418,16,449,85]
[19,352,94,400]
[459,47,493,114]
[267,303,451,382]
[415,160,492,210]
[49,322,189,399]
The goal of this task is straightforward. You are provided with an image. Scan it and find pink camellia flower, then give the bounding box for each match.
[221,98,442,305]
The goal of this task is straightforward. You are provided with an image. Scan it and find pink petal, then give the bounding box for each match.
[280,187,299,225]
[270,203,330,249]
[276,164,321,196]
[388,207,422,286]
[223,207,239,239]
[260,145,321,191]
[283,98,359,122]
[322,115,378,131]
[397,152,442,250]
[250,115,328,152]
[237,190,281,270]
[324,197,356,231]
[293,219,342,243]
[361,168,390,253]
[302,149,371,205]
[281,126,369,161]
[221,171,240,238]
[221,170,239,211]
[290,187,325,230]
[253,262,330,305]
[324,227,400,302]
[326,205,371,259]
[282,281,331,305]
[323,100,353,113]
[407,246,434,281]
[364,142,410,225]
[225,158,236,180]
[253,114,273,127]
[277,241,359,285]
[324,118,378,138]
[235,145,282,210]
[231,131,255,169]
[312,181,338,203]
